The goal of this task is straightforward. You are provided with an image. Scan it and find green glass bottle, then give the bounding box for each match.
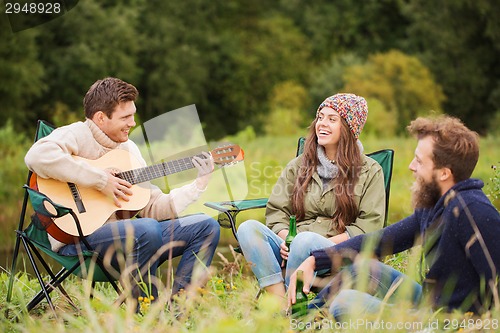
[285,215,297,250]
[291,270,308,318]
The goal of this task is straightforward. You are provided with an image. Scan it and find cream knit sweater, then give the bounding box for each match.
[25,119,204,251]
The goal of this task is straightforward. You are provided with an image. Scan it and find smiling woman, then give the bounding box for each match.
[236,93,385,300]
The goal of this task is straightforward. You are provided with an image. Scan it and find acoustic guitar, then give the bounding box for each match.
[36,144,244,244]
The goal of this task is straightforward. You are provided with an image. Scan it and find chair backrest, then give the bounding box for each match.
[18,120,56,231]
[296,137,394,227]
[35,120,56,142]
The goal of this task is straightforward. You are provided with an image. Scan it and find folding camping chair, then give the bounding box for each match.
[204,137,394,248]
[5,120,120,317]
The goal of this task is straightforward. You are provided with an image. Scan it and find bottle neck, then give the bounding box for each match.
[289,215,297,236]
[296,270,304,290]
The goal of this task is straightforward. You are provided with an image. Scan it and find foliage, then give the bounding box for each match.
[281,0,410,62]
[488,111,500,136]
[0,122,30,227]
[0,15,45,129]
[401,0,500,134]
[205,14,312,137]
[2,0,499,138]
[343,50,445,134]
[29,0,142,124]
[137,0,214,124]
[264,81,308,136]
[307,53,363,109]
[361,98,397,138]
[487,164,500,202]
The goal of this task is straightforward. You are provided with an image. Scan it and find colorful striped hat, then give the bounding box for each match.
[316,93,368,139]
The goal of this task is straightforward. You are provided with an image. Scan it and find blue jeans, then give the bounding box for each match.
[310,259,422,320]
[59,214,220,298]
[237,220,334,288]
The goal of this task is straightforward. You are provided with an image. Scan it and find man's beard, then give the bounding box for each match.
[411,174,442,209]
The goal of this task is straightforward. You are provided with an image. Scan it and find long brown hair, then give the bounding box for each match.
[291,117,363,233]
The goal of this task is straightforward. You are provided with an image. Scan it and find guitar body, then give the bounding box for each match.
[37,149,151,242]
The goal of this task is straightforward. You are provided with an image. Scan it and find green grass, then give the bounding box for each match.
[2,246,499,332]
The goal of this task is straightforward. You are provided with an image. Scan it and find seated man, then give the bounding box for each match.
[25,77,220,304]
[288,115,500,318]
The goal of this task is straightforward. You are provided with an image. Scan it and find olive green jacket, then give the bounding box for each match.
[266,154,385,238]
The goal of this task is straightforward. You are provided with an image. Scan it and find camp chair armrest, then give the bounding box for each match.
[204,198,268,213]
[204,198,268,242]
[23,185,89,241]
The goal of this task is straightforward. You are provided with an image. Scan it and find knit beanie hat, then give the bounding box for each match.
[316,93,368,139]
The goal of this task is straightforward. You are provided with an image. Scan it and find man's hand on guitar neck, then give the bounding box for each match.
[102,169,133,208]
[193,152,214,191]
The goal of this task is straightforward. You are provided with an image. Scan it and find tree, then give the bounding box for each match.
[32,0,141,123]
[137,0,214,125]
[264,81,308,136]
[205,14,312,138]
[342,50,445,134]
[280,0,410,63]
[307,53,363,110]
[0,16,45,129]
[361,98,397,138]
[401,0,500,133]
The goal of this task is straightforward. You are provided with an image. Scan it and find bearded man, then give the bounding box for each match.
[288,115,500,318]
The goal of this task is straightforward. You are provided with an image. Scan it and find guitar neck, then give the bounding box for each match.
[117,153,204,185]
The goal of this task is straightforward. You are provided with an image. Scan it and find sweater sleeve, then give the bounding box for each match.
[24,124,108,190]
[312,214,421,271]
[455,200,500,287]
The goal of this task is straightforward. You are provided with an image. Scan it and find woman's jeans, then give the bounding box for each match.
[59,214,220,298]
[311,259,423,320]
[237,219,334,288]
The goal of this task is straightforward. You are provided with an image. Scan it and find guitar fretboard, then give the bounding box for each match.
[117,153,205,185]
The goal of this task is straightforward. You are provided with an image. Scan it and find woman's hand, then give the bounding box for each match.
[279,241,289,261]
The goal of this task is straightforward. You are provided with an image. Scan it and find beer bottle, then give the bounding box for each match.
[291,270,308,318]
[285,215,297,250]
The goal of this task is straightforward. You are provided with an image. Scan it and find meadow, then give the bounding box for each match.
[0,131,499,332]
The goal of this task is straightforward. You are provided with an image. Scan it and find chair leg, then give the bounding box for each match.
[27,240,78,304]
[22,237,56,314]
[6,234,23,297]
[221,211,239,242]
[5,232,23,318]
[26,267,79,313]
[24,239,80,313]
[223,211,244,254]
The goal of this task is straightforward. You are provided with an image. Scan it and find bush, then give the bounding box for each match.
[264,81,308,136]
[0,121,30,202]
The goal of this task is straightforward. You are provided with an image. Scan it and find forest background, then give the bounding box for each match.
[1,0,499,253]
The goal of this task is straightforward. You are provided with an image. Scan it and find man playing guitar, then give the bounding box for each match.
[25,77,220,307]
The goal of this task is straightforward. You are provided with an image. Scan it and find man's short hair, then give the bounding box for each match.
[83,77,138,119]
[407,115,479,183]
